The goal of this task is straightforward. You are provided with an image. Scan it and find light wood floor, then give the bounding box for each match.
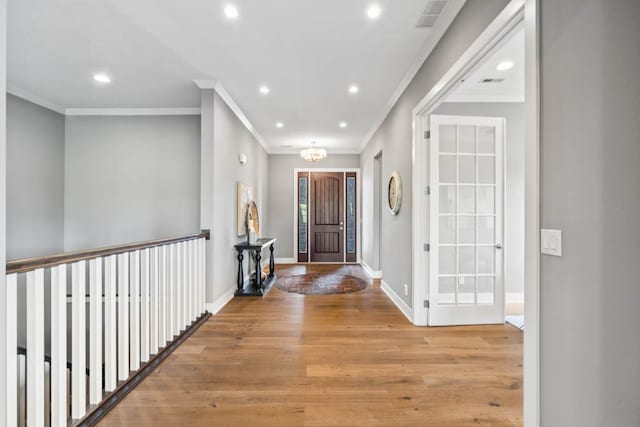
[99,264,523,426]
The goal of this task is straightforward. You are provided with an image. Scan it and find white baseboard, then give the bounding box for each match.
[275,257,296,264]
[206,286,235,315]
[359,259,382,279]
[506,292,525,304]
[380,280,413,323]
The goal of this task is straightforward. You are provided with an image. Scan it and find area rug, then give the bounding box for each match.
[275,273,368,295]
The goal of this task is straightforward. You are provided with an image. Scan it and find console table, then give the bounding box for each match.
[234,238,276,297]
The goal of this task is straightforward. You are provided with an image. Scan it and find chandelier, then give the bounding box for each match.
[300,142,327,162]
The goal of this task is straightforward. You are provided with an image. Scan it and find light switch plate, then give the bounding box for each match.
[541,229,562,256]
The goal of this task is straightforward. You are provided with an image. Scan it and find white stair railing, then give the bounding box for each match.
[5,231,209,426]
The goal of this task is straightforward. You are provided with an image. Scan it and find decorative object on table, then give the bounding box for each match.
[234,238,277,297]
[300,141,327,162]
[237,182,255,235]
[245,200,260,244]
[275,273,368,295]
[387,171,402,215]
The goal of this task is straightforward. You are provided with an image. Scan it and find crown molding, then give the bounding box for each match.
[193,79,271,154]
[7,85,66,115]
[358,0,467,153]
[65,107,201,116]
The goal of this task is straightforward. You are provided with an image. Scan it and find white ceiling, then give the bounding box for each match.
[8,0,465,153]
[447,28,524,103]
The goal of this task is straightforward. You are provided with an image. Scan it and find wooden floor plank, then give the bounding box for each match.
[98,264,522,426]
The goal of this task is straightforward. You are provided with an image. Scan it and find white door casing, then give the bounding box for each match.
[428,115,505,326]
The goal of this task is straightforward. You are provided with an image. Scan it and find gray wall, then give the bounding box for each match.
[540,0,640,425]
[211,93,269,301]
[433,102,524,295]
[360,0,510,305]
[7,94,65,259]
[267,154,360,259]
[64,115,201,251]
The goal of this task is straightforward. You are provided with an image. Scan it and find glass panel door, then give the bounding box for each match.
[429,115,505,326]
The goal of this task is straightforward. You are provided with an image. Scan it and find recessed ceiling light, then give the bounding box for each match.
[259,85,270,95]
[496,61,514,71]
[348,85,359,94]
[93,73,111,84]
[367,5,382,19]
[339,122,347,128]
[224,4,239,19]
[276,122,284,128]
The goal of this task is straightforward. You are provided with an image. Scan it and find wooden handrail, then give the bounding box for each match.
[6,229,210,274]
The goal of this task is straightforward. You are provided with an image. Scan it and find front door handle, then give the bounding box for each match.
[496,243,503,249]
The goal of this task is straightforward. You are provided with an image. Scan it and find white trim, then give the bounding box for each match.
[523,0,540,424]
[275,258,296,264]
[7,86,65,114]
[358,0,467,153]
[292,168,361,264]
[65,108,201,116]
[360,260,382,279]
[205,286,235,315]
[194,79,271,154]
[444,93,525,103]
[380,280,413,322]
[506,292,525,304]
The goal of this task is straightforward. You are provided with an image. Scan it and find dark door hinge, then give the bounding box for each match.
[424,300,430,308]
[424,131,431,140]
[424,243,430,252]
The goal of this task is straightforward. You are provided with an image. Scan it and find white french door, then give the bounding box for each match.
[428,115,505,326]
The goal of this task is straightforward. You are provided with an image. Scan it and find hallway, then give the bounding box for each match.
[99,264,523,426]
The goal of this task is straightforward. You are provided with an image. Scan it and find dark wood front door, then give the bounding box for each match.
[310,172,344,262]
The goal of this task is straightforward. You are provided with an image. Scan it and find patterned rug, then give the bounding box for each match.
[275,273,368,295]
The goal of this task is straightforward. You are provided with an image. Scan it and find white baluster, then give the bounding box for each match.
[5,273,17,427]
[200,238,206,314]
[50,265,67,427]
[181,242,188,326]
[89,258,102,404]
[27,269,45,425]
[130,251,140,371]
[117,253,129,381]
[71,261,86,419]
[149,247,159,355]
[185,240,195,325]
[175,242,182,333]
[158,246,166,347]
[104,255,117,392]
[44,362,50,427]
[189,240,196,321]
[167,244,174,340]
[18,354,26,427]
[140,249,150,363]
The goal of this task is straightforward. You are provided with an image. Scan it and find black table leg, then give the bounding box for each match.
[236,248,244,292]
[269,243,275,278]
[254,249,263,294]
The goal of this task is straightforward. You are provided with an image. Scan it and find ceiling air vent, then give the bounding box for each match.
[416,0,447,28]
[480,78,505,84]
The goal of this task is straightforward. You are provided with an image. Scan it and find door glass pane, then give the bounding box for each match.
[478,247,495,274]
[458,216,475,244]
[477,186,495,214]
[458,247,475,274]
[298,177,308,253]
[478,126,495,154]
[439,185,456,214]
[439,155,456,183]
[439,277,456,305]
[458,125,476,153]
[458,186,475,214]
[346,176,356,254]
[458,156,476,184]
[440,125,456,152]
[477,277,495,304]
[477,216,495,244]
[439,246,456,274]
[478,156,495,184]
[439,216,456,244]
[458,276,475,304]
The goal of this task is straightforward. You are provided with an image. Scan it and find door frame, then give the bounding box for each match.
[410,0,539,425]
[293,168,361,264]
